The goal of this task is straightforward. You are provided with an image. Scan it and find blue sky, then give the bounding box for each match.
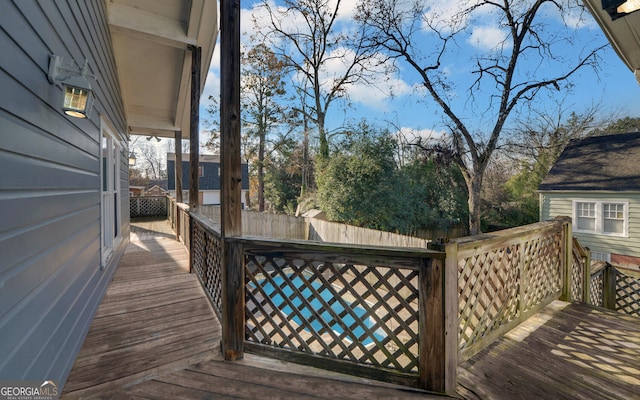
[200,0,640,146]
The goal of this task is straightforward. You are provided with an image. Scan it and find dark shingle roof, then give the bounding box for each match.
[538,132,640,192]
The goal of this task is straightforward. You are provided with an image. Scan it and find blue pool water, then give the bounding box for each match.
[258,275,383,346]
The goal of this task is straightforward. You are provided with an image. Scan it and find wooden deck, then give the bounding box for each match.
[62,220,640,399]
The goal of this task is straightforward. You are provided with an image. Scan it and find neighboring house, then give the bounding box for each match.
[0,0,217,386]
[130,186,146,197]
[167,153,250,207]
[539,132,640,268]
[146,184,168,197]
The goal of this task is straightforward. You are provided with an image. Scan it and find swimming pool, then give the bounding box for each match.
[256,274,384,346]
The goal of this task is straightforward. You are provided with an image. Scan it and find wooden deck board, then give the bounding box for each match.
[61,234,221,399]
[62,219,640,399]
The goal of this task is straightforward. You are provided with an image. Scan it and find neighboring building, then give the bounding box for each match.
[0,0,217,386]
[130,186,146,197]
[539,132,640,269]
[147,184,168,197]
[167,153,250,207]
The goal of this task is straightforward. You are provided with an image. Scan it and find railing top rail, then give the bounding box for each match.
[131,195,169,199]
[448,218,568,251]
[231,235,445,268]
[188,209,444,263]
[176,202,190,211]
[572,236,590,259]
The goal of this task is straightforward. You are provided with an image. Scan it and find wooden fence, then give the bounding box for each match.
[198,205,431,247]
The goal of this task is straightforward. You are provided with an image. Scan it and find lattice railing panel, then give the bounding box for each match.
[245,254,421,373]
[615,270,640,317]
[457,244,519,351]
[191,220,223,315]
[521,233,563,312]
[590,270,604,307]
[130,197,167,217]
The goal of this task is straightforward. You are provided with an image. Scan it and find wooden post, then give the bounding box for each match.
[418,249,457,394]
[558,217,573,301]
[220,0,244,361]
[603,265,617,310]
[583,247,591,304]
[518,243,526,316]
[443,242,458,394]
[188,45,201,210]
[174,131,183,203]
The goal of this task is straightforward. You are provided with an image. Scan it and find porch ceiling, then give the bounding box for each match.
[106,0,218,139]
[584,0,640,82]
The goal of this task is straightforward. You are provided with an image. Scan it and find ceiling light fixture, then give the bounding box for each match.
[602,0,640,20]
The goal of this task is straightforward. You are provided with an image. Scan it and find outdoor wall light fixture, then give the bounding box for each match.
[129,153,137,166]
[603,0,640,20]
[48,55,95,118]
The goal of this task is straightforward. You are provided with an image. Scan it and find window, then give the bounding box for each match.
[573,200,628,237]
[100,117,123,267]
[576,202,595,231]
[591,252,611,263]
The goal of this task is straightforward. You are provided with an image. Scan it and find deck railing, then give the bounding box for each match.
[567,234,640,317]
[130,195,168,218]
[589,264,640,316]
[186,211,456,393]
[159,202,638,394]
[432,217,570,362]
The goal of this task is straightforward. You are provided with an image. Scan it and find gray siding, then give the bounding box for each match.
[0,0,128,386]
[540,191,640,257]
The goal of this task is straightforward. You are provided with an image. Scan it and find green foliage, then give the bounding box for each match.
[263,139,304,214]
[316,124,467,234]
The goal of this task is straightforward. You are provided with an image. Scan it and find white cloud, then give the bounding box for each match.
[423,0,485,33]
[328,0,359,21]
[395,127,446,144]
[467,25,510,51]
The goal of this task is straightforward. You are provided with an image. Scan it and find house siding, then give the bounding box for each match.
[540,192,640,259]
[0,0,128,386]
[168,159,250,191]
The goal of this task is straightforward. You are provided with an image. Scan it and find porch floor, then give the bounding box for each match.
[61,220,640,399]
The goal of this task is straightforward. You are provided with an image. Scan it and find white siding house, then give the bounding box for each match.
[0,0,217,388]
[539,132,640,268]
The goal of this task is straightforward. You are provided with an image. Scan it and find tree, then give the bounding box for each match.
[241,44,289,211]
[317,123,467,234]
[502,103,602,225]
[356,0,607,234]
[257,0,382,160]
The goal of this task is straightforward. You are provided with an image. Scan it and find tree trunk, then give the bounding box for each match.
[318,112,328,160]
[466,175,483,236]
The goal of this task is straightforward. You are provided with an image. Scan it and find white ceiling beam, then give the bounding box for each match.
[108,2,196,49]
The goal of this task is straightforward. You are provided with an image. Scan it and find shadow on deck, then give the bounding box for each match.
[62,220,640,399]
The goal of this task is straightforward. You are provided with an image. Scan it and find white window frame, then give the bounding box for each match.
[590,251,611,263]
[100,117,123,267]
[572,199,629,237]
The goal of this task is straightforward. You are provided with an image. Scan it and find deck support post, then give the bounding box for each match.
[559,217,572,301]
[188,46,201,210]
[419,248,457,395]
[174,131,183,204]
[220,0,244,361]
